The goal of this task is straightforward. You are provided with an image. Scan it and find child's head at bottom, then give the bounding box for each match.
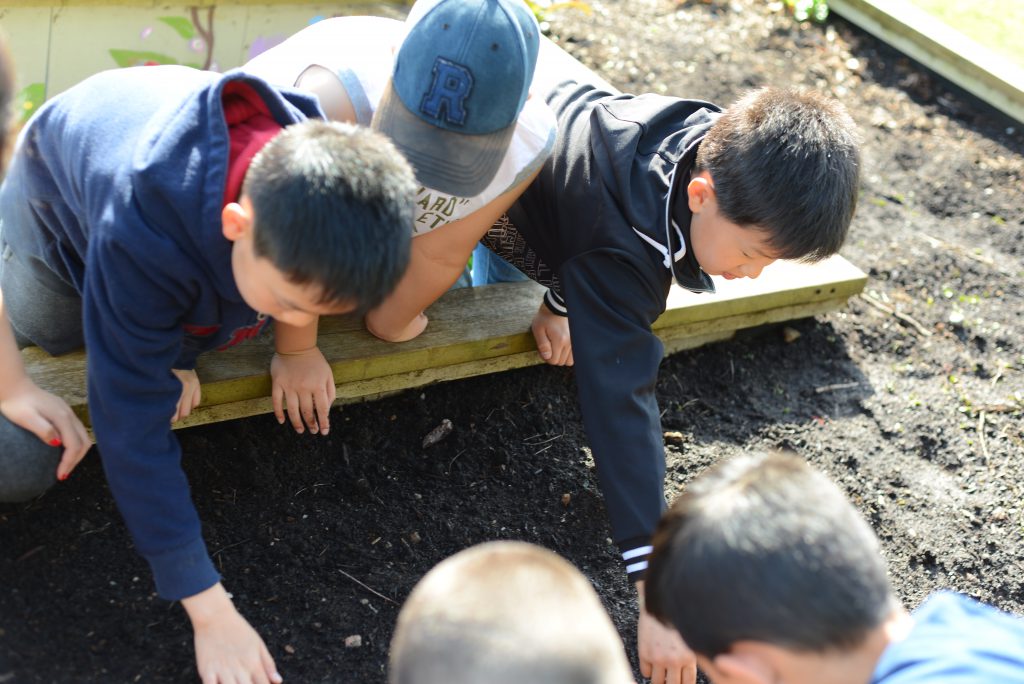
[389,541,634,684]
[687,88,861,280]
[645,452,899,683]
[227,120,417,325]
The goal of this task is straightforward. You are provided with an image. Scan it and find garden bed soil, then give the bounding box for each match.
[2,0,1022,681]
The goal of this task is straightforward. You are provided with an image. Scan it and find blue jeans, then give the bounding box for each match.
[471,242,528,286]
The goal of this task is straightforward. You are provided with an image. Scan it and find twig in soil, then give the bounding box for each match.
[338,569,398,605]
[858,293,933,337]
[523,432,564,446]
[814,381,864,394]
[968,403,1021,414]
[211,538,251,558]
[16,545,45,562]
[916,232,1005,272]
[978,411,989,466]
[448,449,467,471]
[79,522,111,537]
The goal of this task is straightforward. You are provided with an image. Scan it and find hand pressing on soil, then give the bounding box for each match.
[531,301,573,366]
[184,582,282,684]
[271,346,336,436]
[636,581,697,684]
[172,369,202,423]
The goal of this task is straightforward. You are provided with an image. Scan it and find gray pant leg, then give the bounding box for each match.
[0,226,82,501]
[1,242,84,355]
[0,416,61,501]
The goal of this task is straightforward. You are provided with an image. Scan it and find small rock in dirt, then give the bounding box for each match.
[409,531,422,544]
[284,644,296,655]
[948,310,965,326]
[991,507,1008,522]
[663,430,685,445]
[782,326,801,343]
[422,419,454,448]
[345,635,362,648]
[561,493,572,507]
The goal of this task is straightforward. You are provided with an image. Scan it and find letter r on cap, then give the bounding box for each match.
[420,57,472,126]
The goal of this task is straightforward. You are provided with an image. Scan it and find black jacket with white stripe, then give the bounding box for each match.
[508,80,722,581]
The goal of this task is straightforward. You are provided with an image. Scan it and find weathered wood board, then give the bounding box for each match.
[21,255,867,430]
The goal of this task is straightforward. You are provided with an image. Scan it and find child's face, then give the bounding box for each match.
[687,172,778,280]
[224,198,355,326]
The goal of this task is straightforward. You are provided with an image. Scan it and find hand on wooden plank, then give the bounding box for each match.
[531,300,574,366]
[172,368,202,424]
[270,346,336,435]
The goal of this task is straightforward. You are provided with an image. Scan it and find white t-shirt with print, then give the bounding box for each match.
[244,16,556,236]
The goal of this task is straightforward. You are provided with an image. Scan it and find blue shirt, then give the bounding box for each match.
[872,592,1024,683]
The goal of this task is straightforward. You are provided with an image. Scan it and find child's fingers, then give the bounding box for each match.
[532,326,553,361]
[260,643,282,684]
[315,388,330,436]
[285,391,305,433]
[272,385,285,425]
[55,416,92,481]
[298,393,318,434]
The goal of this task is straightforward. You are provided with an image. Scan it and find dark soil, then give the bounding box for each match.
[2,0,1022,681]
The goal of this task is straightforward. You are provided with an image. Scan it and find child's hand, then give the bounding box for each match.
[0,376,92,481]
[171,369,202,423]
[365,310,429,343]
[270,346,335,435]
[531,301,573,366]
[184,583,282,684]
[636,581,697,684]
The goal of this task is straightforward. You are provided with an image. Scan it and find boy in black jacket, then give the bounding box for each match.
[371,62,860,682]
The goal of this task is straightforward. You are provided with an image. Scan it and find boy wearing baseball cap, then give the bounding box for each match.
[245,0,562,429]
[645,451,1024,684]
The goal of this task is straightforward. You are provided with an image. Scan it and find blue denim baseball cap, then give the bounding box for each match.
[373,0,540,197]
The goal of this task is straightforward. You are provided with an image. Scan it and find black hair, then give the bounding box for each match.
[243,120,416,313]
[696,87,861,261]
[645,452,894,658]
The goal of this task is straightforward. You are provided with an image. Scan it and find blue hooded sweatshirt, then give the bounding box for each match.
[0,66,323,600]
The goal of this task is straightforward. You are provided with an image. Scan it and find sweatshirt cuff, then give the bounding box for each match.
[618,536,653,584]
[543,289,568,317]
[145,536,220,601]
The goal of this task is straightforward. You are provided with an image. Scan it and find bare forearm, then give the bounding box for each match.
[0,291,30,399]
[273,318,319,354]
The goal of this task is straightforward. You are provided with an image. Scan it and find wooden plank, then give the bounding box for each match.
[22,255,866,430]
[830,0,1024,124]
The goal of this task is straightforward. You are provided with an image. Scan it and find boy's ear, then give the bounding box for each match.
[686,170,716,214]
[221,199,253,242]
[707,643,777,684]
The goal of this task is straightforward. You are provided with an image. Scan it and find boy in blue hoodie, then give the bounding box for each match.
[645,452,1024,684]
[0,65,416,682]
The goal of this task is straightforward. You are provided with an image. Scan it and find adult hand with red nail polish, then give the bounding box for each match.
[0,375,92,481]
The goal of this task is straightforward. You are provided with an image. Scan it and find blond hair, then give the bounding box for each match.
[390,541,633,684]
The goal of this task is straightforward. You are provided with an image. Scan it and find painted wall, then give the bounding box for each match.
[0,2,407,124]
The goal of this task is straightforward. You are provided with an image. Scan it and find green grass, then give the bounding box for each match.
[907,0,1024,70]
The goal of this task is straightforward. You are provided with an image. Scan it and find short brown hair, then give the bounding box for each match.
[390,541,633,684]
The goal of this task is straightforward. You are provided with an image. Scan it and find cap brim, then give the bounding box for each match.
[373,80,514,197]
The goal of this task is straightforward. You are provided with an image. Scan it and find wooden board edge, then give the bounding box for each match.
[830,0,1024,124]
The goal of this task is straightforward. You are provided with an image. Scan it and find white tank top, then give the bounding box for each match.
[244,16,556,236]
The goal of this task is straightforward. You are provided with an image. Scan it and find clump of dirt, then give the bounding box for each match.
[1,0,1021,681]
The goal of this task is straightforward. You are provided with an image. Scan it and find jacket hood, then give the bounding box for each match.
[129,67,324,301]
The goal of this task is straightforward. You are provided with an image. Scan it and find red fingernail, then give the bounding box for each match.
[49,438,62,447]
[59,472,69,481]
